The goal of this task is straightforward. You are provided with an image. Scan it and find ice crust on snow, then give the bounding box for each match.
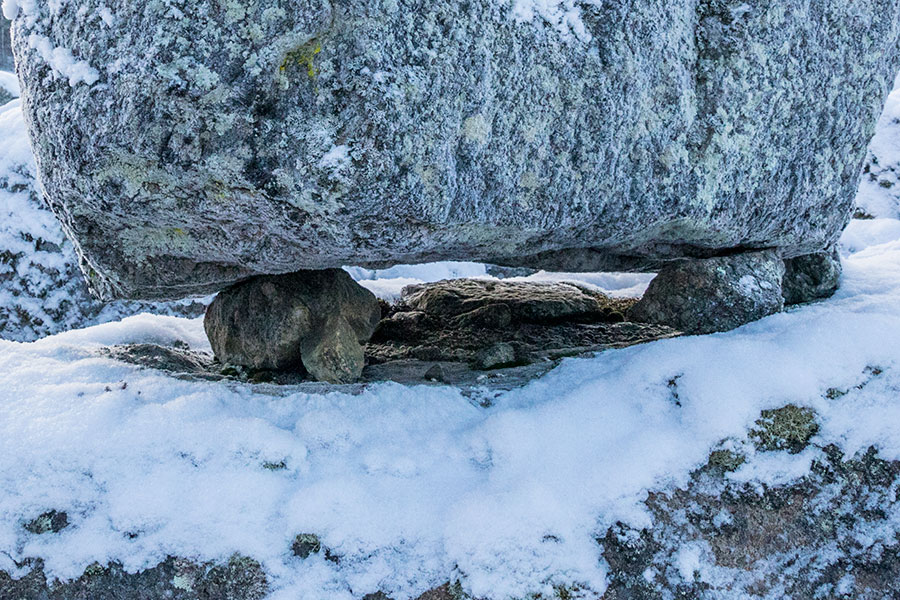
[3,220,900,598]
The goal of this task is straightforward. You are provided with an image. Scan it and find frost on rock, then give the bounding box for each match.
[11,0,900,300]
[0,95,204,342]
[509,0,601,42]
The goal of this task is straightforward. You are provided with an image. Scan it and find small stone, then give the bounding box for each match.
[473,342,517,370]
[24,510,68,534]
[628,251,785,334]
[291,534,322,559]
[782,249,842,305]
[204,269,380,382]
[423,364,446,382]
[299,316,367,384]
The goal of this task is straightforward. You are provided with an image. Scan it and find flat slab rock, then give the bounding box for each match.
[10,1,900,299]
[102,279,677,391]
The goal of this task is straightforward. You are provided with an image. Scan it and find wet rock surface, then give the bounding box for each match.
[782,249,843,305]
[204,269,381,383]
[11,1,900,299]
[629,251,786,334]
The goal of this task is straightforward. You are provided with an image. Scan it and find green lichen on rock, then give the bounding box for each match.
[291,533,322,559]
[707,448,747,473]
[750,405,819,454]
[280,40,322,79]
[23,510,68,534]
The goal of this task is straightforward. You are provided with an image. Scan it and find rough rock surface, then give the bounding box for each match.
[369,279,676,366]
[204,269,381,383]
[629,251,785,334]
[0,18,11,72]
[0,555,269,600]
[401,279,629,325]
[0,95,204,343]
[7,409,900,600]
[782,249,842,305]
[9,1,900,299]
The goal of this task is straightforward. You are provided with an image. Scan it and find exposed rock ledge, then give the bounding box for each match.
[4,405,900,599]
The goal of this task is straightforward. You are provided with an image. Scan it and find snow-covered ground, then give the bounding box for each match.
[2,218,900,599]
[855,73,900,219]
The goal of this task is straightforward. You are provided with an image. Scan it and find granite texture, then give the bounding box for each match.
[9,1,900,299]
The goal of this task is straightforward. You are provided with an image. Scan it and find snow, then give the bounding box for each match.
[26,33,99,86]
[348,261,653,304]
[510,0,600,42]
[3,1,99,87]
[3,220,900,598]
[855,74,900,218]
[0,71,19,98]
[1,0,19,20]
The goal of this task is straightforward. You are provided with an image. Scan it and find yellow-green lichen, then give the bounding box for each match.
[280,41,323,79]
[749,405,819,454]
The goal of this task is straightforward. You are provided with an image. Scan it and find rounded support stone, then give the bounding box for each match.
[628,251,786,335]
[782,249,842,306]
[204,269,381,383]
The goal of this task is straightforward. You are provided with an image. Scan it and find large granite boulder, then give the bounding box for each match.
[8,1,900,300]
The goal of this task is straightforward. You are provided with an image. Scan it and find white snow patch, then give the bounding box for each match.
[319,145,352,171]
[1,0,20,20]
[675,543,704,581]
[3,221,900,597]
[26,33,99,86]
[0,71,20,99]
[347,261,653,304]
[856,76,900,218]
[510,0,601,42]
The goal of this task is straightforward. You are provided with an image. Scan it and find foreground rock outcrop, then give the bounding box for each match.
[5,406,900,600]
[9,1,900,300]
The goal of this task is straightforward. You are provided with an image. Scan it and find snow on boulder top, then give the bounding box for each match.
[9,0,900,300]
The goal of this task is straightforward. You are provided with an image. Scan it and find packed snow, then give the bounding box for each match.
[2,219,900,598]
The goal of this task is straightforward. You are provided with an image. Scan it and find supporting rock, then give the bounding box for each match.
[782,249,842,305]
[204,269,380,383]
[629,251,785,334]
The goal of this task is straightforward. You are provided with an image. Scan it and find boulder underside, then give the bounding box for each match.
[10,0,900,300]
